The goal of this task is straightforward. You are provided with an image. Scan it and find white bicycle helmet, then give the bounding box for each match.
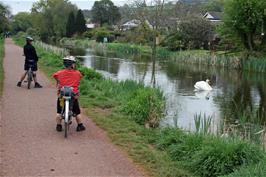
[63,55,76,67]
[26,36,33,41]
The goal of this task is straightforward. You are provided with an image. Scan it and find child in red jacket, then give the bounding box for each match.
[53,56,85,132]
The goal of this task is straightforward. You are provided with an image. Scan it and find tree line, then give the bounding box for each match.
[5,0,86,43]
[1,0,266,52]
[0,2,10,36]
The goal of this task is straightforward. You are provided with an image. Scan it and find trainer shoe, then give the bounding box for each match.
[76,124,86,132]
[56,124,62,132]
[34,82,43,88]
[17,81,22,87]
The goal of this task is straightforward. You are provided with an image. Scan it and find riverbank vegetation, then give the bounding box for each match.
[13,36,266,177]
[60,38,266,73]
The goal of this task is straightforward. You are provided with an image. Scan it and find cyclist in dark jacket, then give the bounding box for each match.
[17,36,42,88]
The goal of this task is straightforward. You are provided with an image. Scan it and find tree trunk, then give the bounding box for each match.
[261,35,266,45]
[151,33,156,87]
[247,33,254,51]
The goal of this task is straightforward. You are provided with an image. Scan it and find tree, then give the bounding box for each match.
[179,0,208,4]
[75,9,87,35]
[31,0,77,42]
[11,12,33,34]
[82,9,91,19]
[66,11,75,37]
[221,0,266,51]
[203,0,225,12]
[179,15,215,49]
[132,0,167,85]
[119,4,135,23]
[91,0,121,26]
[0,2,10,34]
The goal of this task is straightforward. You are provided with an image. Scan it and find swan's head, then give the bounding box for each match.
[206,79,211,84]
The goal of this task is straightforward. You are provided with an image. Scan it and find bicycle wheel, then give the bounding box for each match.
[64,100,70,138]
[64,122,68,138]
[27,70,32,89]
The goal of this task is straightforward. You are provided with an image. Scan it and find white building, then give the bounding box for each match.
[203,11,222,23]
[86,23,96,29]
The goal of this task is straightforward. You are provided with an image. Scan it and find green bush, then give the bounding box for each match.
[78,66,103,80]
[89,27,114,43]
[116,23,153,45]
[26,28,40,40]
[95,30,109,42]
[162,32,184,51]
[153,128,266,177]
[122,88,165,127]
[155,128,204,161]
[190,138,265,177]
[222,159,266,177]
[83,30,94,39]
[15,31,26,39]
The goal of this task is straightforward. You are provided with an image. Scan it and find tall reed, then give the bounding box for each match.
[194,113,213,135]
[35,41,69,57]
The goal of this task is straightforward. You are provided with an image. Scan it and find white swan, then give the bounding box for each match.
[194,79,212,91]
[195,90,211,100]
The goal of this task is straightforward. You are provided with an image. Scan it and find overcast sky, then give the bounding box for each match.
[0,0,127,15]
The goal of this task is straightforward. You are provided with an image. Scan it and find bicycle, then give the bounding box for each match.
[26,60,35,89]
[59,86,74,138]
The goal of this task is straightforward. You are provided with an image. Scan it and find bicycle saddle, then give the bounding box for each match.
[60,86,73,97]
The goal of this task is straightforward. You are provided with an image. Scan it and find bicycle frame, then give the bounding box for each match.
[60,86,73,138]
[27,60,35,89]
[63,96,71,124]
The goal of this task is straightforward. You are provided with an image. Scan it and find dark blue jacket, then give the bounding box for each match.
[23,43,38,62]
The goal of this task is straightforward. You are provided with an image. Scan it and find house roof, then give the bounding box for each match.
[86,24,95,29]
[203,11,222,20]
[122,19,141,27]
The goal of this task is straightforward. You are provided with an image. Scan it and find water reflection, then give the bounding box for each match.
[214,72,266,124]
[71,47,266,132]
[69,47,87,56]
[195,90,211,100]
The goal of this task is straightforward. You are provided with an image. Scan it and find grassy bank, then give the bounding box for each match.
[60,38,266,73]
[14,37,266,177]
[221,159,266,177]
[0,38,4,94]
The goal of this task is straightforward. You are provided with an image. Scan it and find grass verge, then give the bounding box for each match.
[14,37,266,177]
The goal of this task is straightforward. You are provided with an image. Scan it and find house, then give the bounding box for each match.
[121,19,153,31]
[203,11,222,23]
[121,19,141,31]
[86,23,96,29]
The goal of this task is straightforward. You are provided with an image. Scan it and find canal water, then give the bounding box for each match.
[70,47,266,133]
